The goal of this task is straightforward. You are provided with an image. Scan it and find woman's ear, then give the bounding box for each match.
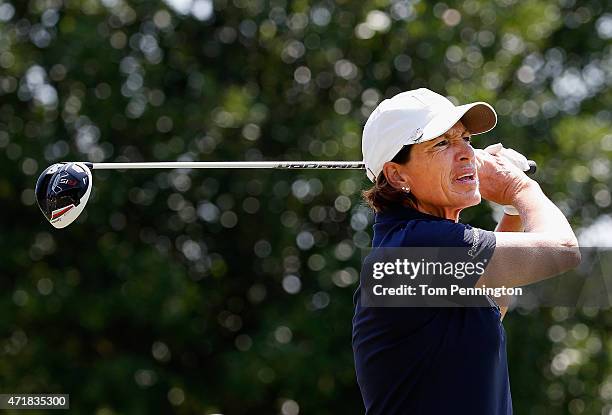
[382,161,411,190]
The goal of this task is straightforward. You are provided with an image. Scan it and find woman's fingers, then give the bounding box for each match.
[476,151,531,205]
[499,147,530,171]
[484,143,503,155]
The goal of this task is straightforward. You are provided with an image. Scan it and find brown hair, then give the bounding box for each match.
[362,145,417,213]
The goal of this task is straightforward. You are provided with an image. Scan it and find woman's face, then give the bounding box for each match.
[385,121,480,220]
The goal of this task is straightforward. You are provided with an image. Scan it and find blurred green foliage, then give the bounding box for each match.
[0,0,611,413]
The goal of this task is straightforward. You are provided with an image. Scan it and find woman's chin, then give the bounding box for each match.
[457,191,482,209]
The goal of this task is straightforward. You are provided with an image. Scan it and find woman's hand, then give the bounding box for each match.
[474,148,534,206]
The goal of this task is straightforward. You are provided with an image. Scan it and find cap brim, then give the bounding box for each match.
[458,102,497,135]
[418,102,497,143]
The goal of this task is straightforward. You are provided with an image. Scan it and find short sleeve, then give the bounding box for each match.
[398,220,497,288]
[398,220,495,252]
[461,224,497,263]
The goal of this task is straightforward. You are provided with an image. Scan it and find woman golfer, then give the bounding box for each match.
[352,88,580,414]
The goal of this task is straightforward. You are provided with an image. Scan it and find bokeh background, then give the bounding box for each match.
[1,0,611,413]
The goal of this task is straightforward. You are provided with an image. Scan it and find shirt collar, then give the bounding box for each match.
[375,204,453,224]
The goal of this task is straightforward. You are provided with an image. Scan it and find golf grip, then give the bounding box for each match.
[526,160,537,175]
[85,161,538,175]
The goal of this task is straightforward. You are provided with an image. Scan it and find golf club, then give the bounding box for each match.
[35,160,537,229]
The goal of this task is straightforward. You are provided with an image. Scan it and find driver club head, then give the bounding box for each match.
[35,162,93,229]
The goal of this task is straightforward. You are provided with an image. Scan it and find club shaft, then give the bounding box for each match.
[90,161,365,170]
[88,160,537,174]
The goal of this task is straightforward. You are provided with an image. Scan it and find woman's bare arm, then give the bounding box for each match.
[491,214,523,319]
[475,150,581,289]
[495,213,523,233]
[484,181,580,287]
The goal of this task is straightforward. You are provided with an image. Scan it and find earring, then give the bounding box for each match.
[401,186,410,193]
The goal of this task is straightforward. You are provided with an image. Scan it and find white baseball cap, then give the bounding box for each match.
[362,88,497,183]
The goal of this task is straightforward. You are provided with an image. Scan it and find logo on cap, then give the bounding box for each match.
[408,127,424,143]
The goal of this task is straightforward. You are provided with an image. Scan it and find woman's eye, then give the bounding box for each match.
[435,140,448,147]
[464,136,472,143]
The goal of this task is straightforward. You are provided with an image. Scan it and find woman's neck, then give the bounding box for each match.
[411,201,461,222]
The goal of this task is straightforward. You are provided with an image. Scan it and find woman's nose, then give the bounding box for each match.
[456,140,475,162]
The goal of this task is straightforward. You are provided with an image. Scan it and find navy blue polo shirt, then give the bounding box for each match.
[352,204,512,415]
